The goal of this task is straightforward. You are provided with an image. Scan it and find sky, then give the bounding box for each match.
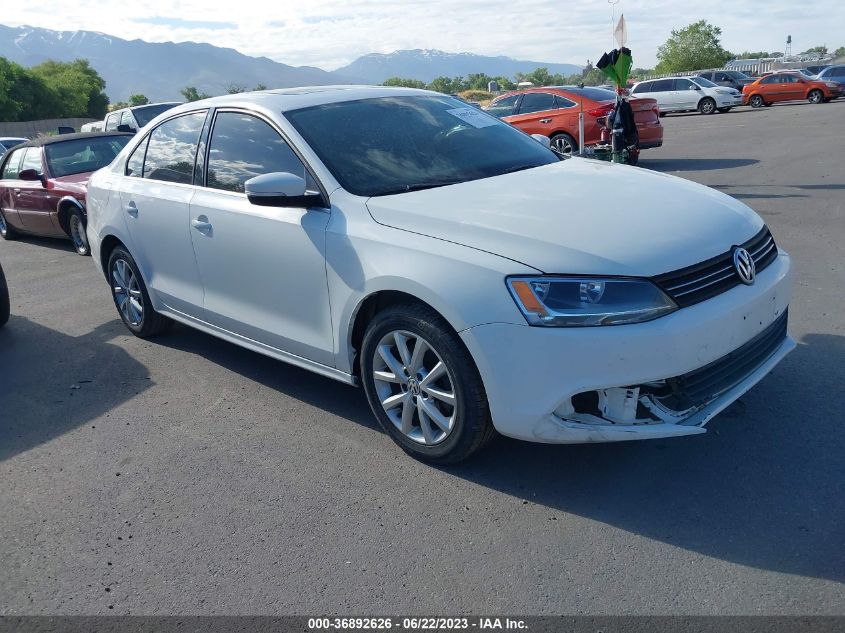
[4,0,844,70]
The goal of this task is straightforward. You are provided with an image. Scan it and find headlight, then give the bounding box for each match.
[507,276,677,327]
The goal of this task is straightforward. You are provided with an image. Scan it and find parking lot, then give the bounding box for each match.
[1,99,843,615]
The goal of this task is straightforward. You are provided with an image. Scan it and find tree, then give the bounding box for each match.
[226,83,247,94]
[128,93,149,106]
[29,59,109,118]
[655,20,733,73]
[835,46,845,58]
[383,77,427,89]
[253,83,268,91]
[800,45,828,56]
[180,86,212,102]
[0,57,57,121]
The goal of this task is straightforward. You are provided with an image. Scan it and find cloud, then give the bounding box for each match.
[133,17,236,30]
[4,0,844,70]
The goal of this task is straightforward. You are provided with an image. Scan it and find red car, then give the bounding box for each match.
[0,132,132,255]
[742,72,844,107]
[486,86,663,164]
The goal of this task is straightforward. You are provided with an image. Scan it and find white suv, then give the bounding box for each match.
[86,87,793,463]
[631,76,743,114]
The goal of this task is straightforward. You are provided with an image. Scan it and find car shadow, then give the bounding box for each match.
[5,234,75,254]
[151,324,844,583]
[641,158,760,171]
[0,316,153,461]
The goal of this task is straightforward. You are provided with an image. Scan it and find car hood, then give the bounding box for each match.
[51,173,91,195]
[365,160,763,276]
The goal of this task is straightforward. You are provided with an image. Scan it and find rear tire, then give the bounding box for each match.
[698,97,717,115]
[68,209,90,256]
[107,247,172,338]
[360,303,495,464]
[0,210,18,240]
[808,89,824,104]
[749,94,765,108]
[549,133,578,156]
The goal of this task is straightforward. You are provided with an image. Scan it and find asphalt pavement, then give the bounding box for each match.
[1,99,843,615]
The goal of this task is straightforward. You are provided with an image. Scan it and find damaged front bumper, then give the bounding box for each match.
[459,253,793,444]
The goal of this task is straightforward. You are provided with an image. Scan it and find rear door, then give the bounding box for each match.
[119,110,208,316]
[12,147,59,236]
[506,92,561,135]
[645,79,676,112]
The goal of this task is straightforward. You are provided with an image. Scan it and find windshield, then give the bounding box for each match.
[133,103,181,127]
[285,95,560,197]
[45,136,130,177]
[726,71,750,80]
[691,77,718,88]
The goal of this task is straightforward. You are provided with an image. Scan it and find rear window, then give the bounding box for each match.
[556,86,617,101]
[45,136,131,177]
[132,103,181,128]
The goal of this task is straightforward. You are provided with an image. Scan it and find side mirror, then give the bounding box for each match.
[245,172,324,208]
[531,134,551,148]
[19,169,46,186]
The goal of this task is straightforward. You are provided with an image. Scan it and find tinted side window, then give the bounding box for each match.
[761,75,778,84]
[554,95,577,108]
[205,112,314,193]
[143,111,206,184]
[650,79,675,92]
[518,92,556,114]
[827,66,845,77]
[20,147,43,173]
[1,148,24,179]
[674,78,696,90]
[125,135,148,177]
[486,95,520,118]
[631,83,651,94]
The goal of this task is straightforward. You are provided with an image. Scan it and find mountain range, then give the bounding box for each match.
[0,24,582,102]
[334,49,582,84]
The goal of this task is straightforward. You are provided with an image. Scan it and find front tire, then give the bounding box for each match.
[107,247,171,338]
[68,209,90,256]
[0,210,18,240]
[360,304,494,464]
[699,97,717,115]
[808,89,824,104]
[749,94,765,108]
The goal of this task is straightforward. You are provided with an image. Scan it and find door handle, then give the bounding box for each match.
[125,202,138,217]
[539,118,552,124]
[191,216,212,233]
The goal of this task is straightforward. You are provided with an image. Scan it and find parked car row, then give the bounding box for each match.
[631,76,744,115]
[0,87,795,464]
[486,85,662,164]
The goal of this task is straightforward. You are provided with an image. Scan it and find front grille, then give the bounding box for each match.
[654,226,778,308]
[664,309,788,409]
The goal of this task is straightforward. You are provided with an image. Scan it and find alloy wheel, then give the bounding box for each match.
[372,330,457,445]
[111,258,144,327]
[551,136,575,155]
[808,90,823,104]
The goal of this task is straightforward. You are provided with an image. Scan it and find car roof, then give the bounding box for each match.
[0,137,28,142]
[12,131,134,149]
[161,86,443,116]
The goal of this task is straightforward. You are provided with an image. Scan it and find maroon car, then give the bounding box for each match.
[0,132,132,255]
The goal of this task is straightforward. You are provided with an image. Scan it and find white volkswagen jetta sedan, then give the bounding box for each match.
[86,86,793,463]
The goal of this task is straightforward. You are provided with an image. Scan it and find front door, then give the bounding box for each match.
[13,147,60,236]
[507,92,563,136]
[119,110,208,317]
[188,110,334,365]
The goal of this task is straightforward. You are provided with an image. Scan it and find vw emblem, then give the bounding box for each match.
[733,247,756,285]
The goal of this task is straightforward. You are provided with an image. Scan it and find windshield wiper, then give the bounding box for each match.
[370,180,463,196]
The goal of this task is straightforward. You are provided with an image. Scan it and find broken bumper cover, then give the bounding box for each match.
[459,252,793,443]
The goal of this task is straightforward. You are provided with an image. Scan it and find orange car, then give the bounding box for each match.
[486,86,662,165]
[742,72,843,107]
